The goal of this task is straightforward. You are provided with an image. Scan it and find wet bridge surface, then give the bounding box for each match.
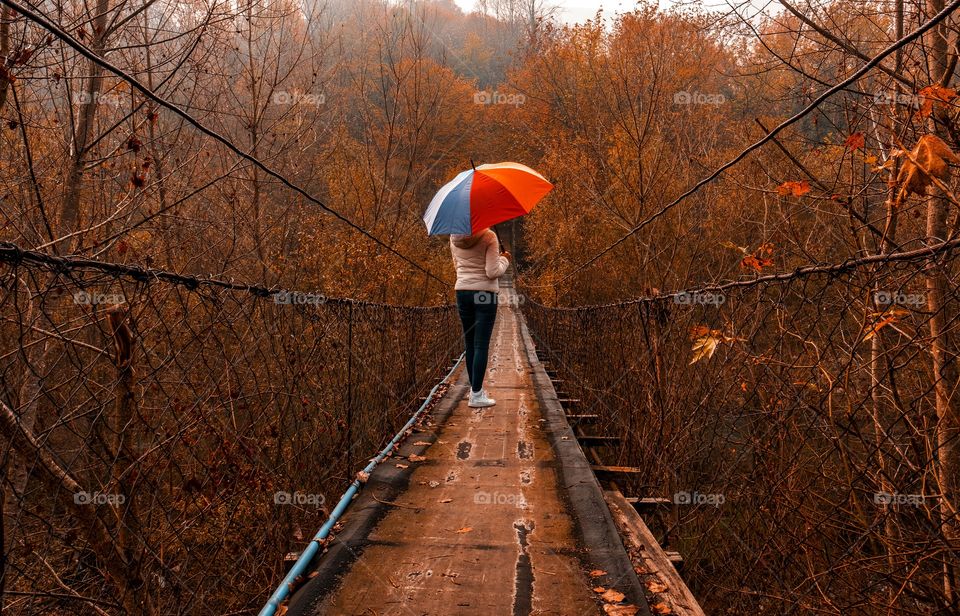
[285,287,652,616]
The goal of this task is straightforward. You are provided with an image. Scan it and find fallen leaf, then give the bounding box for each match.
[455,526,472,533]
[603,605,639,615]
[395,463,408,469]
[651,602,672,614]
[408,454,426,462]
[413,441,431,446]
[593,586,606,593]
[646,580,668,593]
[589,570,608,577]
[601,589,625,603]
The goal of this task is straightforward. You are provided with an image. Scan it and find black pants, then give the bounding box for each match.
[456,290,498,392]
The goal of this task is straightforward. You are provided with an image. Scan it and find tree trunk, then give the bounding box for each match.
[925,0,959,602]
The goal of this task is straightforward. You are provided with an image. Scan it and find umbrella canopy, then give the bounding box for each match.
[423,162,553,235]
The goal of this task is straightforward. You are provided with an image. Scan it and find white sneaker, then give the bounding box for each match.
[468,389,496,408]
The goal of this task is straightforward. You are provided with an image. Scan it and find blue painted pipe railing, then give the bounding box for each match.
[258,353,465,616]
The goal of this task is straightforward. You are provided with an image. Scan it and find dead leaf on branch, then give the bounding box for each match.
[844,132,865,150]
[864,309,910,341]
[776,180,811,197]
[896,134,960,197]
[740,242,775,273]
[689,326,741,365]
[916,84,958,120]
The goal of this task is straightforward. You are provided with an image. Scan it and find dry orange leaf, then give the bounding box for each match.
[844,132,865,150]
[603,605,640,615]
[864,309,909,341]
[646,580,668,593]
[776,180,810,197]
[601,589,626,602]
[896,134,960,197]
[651,602,673,614]
[408,454,426,462]
[590,569,608,577]
[916,84,958,119]
[593,586,607,593]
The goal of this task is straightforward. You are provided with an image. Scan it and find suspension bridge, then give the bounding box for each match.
[0,243,707,616]
[2,223,960,616]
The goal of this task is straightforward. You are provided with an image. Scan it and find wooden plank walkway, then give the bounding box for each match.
[286,287,650,616]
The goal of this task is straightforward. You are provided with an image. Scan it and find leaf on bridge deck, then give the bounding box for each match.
[603,604,640,615]
[408,454,426,462]
[455,526,472,533]
[646,580,668,593]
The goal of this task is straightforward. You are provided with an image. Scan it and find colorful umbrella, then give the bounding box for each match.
[423,162,553,235]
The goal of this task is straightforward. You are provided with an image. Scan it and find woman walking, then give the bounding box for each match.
[450,228,510,408]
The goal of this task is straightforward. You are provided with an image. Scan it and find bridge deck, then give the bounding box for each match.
[288,289,647,615]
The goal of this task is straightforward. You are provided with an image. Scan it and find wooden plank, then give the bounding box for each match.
[604,490,705,616]
[590,464,643,476]
[625,497,672,509]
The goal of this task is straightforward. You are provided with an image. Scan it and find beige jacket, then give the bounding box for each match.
[450,229,509,292]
